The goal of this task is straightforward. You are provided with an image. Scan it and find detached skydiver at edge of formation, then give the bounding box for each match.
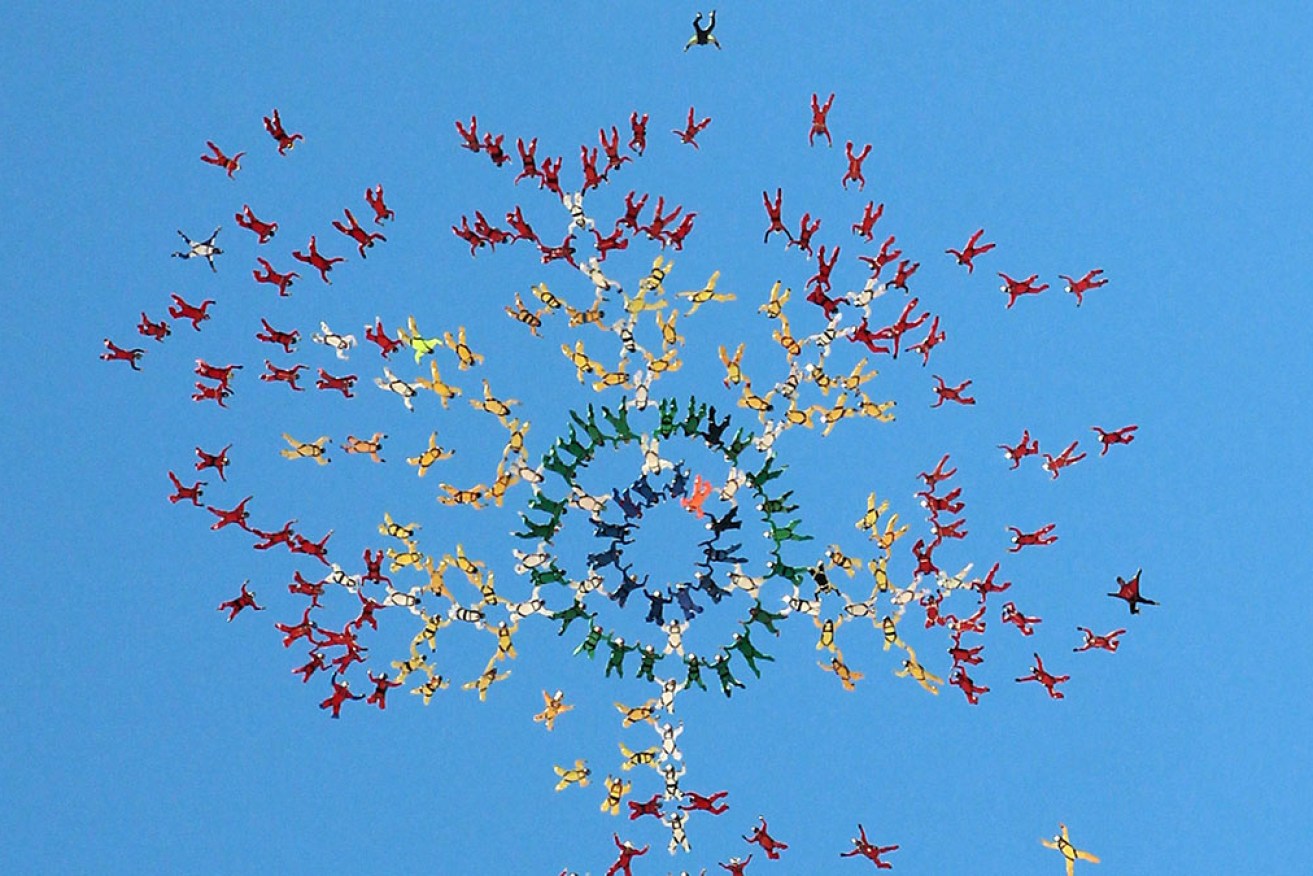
[684,11,721,51]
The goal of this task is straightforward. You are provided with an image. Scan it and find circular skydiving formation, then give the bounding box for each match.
[513,396,807,696]
[100,59,1144,871]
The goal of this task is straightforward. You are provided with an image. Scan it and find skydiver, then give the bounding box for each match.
[875,296,930,358]
[452,214,486,256]
[998,272,1049,308]
[599,125,631,173]
[200,140,243,177]
[1000,601,1043,635]
[841,824,898,869]
[499,207,538,247]
[288,571,326,606]
[641,195,684,241]
[858,233,902,280]
[672,106,712,148]
[913,542,942,586]
[787,212,821,256]
[252,257,298,296]
[931,375,976,407]
[462,661,511,701]
[365,671,402,709]
[319,678,364,718]
[1060,269,1108,306]
[538,154,564,196]
[636,645,664,682]
[971,562,1011,602]
[744,817,788,859]
[604,637,636,677]
[705,504,741,538]
[473,210,512,249]
[194,444,232,482]
[167,293,215,331]
[137,312,170,342]
[260,360,306,392]
[234,204,278,243]
[274,607,317,647]
[684,11,721,51]
[292,650,329,684]
[999,429,1040,469]
[946,228,996,273]
[727,630,774,677]
[948,636,985,667]
[841,141,873,190]
[918,485,965,518]
[443,325,485,370]
[217,580,264,621]
[806,283,844,322]
[666,212,699,250]
[672,585,704,622]
[311,321,357,360]
[1041,823,1100,876]
[719,857,751,875]
[808,244,841,293]
[360,548,391,585]
[615,700,659,729]
[630,472,662,506]
[190,378,228,401]
[681,790,729,815]
[100,339,144,370]
[1016,652,1069,699]
[263,109,303,154]
[889,258,920,293]
[364,184,394,224]
[762,188,792,244]
[289,530,333,566]
[579,146,608,192]
[896,651,943,695]
[374,367,421,411]
[1092,424,1138,455]
[454,115,480,151]
[592,226,628,261]
[628,111,649,154]
[574,624,605,659]
[693,569,732,604]
[851,200,884,240]
[606,835,648,876]
[332,208,386,257]
[292,235,345,284]
[481,131,510,166]
[628,793,663,821]
[534,689,573,729]
[1042,440,1087,479]
[809,91,835,146]
[1074,627,1126,652]
[709,653,745,696]
[314,368,356,397]
[1008,523,1058,552]
[616,190,649,235]
[643,589,673,626]
[172,227,222,271]
[167,471,205,506]
[929,517,971,543]
[1108,568,1156,614]
[538,231,577,267]
[949,667,990,704]
[847,319,893,357]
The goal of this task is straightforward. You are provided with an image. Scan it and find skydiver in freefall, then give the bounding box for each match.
[685,11,721,51]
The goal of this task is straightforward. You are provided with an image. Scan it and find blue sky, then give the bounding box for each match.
[3,3,1311,874]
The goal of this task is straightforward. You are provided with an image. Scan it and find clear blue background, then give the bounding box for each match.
[3,3,1310,874]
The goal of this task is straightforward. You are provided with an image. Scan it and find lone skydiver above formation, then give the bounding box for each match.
[685,11,721,51]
